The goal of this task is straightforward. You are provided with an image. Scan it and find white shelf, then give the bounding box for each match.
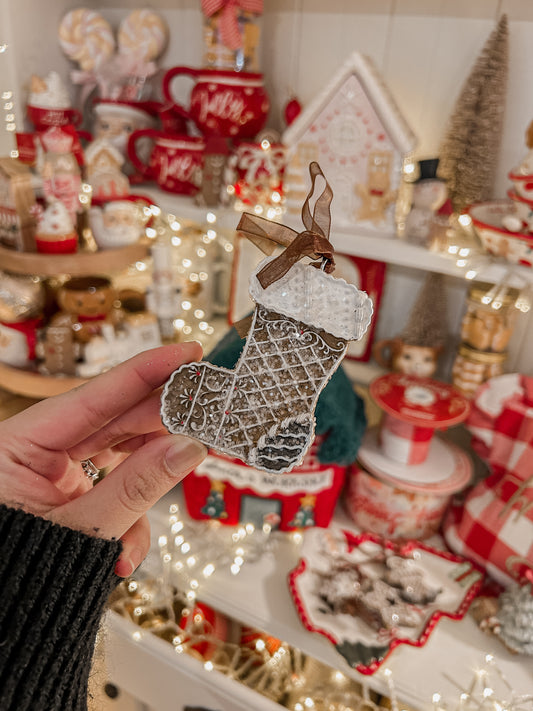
[105,612,284,711]
[141,187,241,233]
[141,188,533,285]
[133,493,533,711]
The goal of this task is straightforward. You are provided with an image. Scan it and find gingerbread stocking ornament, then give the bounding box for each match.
[161,163,373,473]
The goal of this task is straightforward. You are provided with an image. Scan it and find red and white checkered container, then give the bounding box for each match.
[369,373,471,465]
[379,413,434,464]
[443,373,533,587]
[346,427,472,539]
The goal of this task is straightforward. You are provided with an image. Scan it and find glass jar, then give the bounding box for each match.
[202,9,262,72]
[460,282,519,353]
[452,345,507,397]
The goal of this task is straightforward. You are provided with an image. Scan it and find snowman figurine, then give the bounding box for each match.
[405,158,449,246]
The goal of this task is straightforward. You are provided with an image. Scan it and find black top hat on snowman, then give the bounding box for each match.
[415,157,445,183]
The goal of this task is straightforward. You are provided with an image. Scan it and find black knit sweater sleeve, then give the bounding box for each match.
[0,504,123,711]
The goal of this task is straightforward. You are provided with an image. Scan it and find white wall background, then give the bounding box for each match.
[6,0,532,195]
[1,0,532,374]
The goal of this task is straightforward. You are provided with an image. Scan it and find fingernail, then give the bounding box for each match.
[114,559,128,577]
[115,548,144,578]
[165,436,207,475]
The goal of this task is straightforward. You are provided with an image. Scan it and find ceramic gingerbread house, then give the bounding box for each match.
[85,138,130,201]
[282,52,417,235]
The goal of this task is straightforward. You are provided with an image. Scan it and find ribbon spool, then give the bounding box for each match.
[348,374,473,539]
[369,373,471,465]
[380,413,433,465]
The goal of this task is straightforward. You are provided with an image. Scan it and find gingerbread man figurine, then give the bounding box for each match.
[355,150,397,225]
[52,276,119,345]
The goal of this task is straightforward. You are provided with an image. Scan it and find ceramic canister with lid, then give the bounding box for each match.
[460,281,519,353]
[452,345,507,397]
[345,427,472,540]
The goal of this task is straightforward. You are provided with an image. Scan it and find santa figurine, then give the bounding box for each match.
[89,199,145,250]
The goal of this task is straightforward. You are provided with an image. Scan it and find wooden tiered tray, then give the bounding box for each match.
[0,242,149,276]
[0,242,150,397]
[0,362,86,398]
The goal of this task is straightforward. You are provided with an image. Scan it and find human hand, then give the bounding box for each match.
[0,343,207,577]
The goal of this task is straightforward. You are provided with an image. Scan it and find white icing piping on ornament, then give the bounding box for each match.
[249,256,373,341]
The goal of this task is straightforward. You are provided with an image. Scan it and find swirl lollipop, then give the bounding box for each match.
[59,8,115,71]
[117,9,168,62]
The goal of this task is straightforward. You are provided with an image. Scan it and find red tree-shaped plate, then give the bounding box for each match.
[288,528,483,674]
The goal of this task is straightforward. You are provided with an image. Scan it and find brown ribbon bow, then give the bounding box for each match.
[236,161,336,290]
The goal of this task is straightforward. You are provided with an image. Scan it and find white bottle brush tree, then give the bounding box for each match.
[438,15,509,213]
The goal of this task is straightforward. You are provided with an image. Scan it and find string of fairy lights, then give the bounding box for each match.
[141,205,233,346]
[401,158,532,317]
[0,47,528,344]
[108,503,533,711]
[1,34,531,709]
[0,40,19,158]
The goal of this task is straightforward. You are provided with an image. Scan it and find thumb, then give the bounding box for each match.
[53,435,207,540]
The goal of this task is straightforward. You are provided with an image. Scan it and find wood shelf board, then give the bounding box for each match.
[0,362,86,398]
[0,243,149,277]
[0,390,38,419]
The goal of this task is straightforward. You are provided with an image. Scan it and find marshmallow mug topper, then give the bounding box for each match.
[161,163,373,474]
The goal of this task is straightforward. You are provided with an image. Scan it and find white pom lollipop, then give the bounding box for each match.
[59,9,115,71]
[117,9,168,62]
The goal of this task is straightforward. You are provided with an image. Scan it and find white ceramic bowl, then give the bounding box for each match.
[467,200,533,267]
[507,188,533,223]
[508,169,533,200]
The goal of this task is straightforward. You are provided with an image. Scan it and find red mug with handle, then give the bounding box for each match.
[26,104,82,130]
[127,128,205,195]
[162,66,269,139]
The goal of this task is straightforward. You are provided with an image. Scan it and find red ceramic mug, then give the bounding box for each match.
[158,103,188,135]
[127,129,205,195]
[26,104,82,130]
[162,66,269,139]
